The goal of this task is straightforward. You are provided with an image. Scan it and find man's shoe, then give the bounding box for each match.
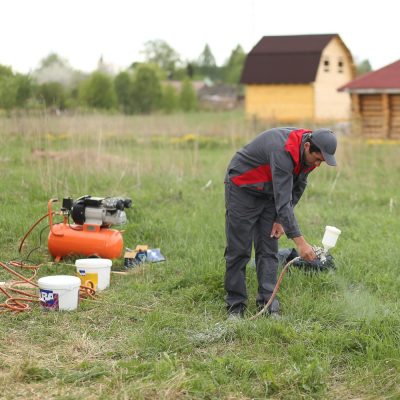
[257,298,280,318]
[227,304,246,319]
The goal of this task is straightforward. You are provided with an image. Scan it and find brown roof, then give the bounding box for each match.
[339,59,400,91]
[240,34,338,84]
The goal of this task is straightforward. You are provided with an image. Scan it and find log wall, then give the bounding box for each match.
[352,93,400,138]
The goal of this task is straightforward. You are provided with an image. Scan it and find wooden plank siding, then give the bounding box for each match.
[245,84,314,122]
[390,95,400,139]
[360,95,384,137]
[355,94,400,138]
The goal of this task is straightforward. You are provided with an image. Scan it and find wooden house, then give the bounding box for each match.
[339,60,400,138]
[240,34,355,122]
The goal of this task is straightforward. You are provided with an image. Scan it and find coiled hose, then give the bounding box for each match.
[0,261,96,313]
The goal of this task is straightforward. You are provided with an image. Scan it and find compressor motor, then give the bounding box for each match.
[62,195,132,227]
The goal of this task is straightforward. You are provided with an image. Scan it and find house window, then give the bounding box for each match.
[323,57,330,72]
[338,58,344,73]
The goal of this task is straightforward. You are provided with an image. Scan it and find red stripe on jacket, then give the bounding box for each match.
[231,164,272,186]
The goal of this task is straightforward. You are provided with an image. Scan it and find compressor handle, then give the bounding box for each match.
[48,199,64,237]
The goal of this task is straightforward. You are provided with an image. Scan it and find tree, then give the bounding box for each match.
[170,63,192,80]
[198,44,216,68]
[223,45,246,84]
[79,72,117,110]
[36,82,66,109]
[130,64,162,113]
[179,78,197,112]
[161,84,179,113]
[39,53,69,69]
[0,65,18,110]
[114,71,132,113]
[0,66,34,110]
[141,39,180,78]
[356,59,373,76]
[33,52,82,88]
[196,44,221,81]
[15,74,33,107]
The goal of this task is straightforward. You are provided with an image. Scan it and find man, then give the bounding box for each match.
[224,127,337,318]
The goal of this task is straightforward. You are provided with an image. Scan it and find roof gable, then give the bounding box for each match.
[339,59,400,91]
[241,34,340,84]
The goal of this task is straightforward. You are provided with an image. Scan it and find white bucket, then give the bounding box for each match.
[75,258,112,291]
[38,275,81,311]
[322,226,342,251]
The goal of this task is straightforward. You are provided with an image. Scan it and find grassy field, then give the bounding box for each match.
[0,111,399,399]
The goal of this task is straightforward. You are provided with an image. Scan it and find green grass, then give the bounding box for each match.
[1,111,400,399]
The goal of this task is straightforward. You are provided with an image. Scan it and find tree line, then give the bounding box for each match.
[0,40,247,114]
[0,39,372,115]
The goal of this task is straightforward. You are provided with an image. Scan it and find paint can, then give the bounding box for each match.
[75,258,112,291]
[38,275,81,311]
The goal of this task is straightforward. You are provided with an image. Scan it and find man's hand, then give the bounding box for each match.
[297,242,317,261]
[292,236,317,261]
[270,222,284,239]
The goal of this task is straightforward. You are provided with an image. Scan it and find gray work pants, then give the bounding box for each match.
[224,181,278,309]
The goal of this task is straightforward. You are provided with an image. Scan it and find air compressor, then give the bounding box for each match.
[46,196,132,261]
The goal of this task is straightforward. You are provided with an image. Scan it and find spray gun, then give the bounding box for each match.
[252,225,342,319]
[312,226,342,262]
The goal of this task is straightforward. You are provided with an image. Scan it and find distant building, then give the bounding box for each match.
[198,84,239,110]
[339,59,400,138]
[240,34,355,122]
[163,80,206,93]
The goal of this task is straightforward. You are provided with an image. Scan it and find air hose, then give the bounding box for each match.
[0,261,96,313]
[249,256,300,320]
[18,211,56,254]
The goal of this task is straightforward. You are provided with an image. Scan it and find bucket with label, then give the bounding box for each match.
[75,258,112,291]
[38,275,81,311]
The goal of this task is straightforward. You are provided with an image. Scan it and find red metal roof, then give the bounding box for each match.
[339,59,400,91]
[240,34,338,84]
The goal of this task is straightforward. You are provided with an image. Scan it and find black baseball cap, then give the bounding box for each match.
[310,129,337,166]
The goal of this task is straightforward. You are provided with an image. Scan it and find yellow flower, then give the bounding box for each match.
[182,133,198,142]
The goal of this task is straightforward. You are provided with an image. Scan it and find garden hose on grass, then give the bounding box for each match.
[249,257,300,320]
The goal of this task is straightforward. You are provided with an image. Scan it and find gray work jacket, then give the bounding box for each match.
[226,127,317,238]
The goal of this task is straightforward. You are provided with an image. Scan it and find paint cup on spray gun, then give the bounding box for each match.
[322,226,341,258]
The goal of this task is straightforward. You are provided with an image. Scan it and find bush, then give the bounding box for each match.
[114,71,132,114]
[179,78,197,112]
[161,84,179,113]
[79,72,117,110]
[36,82,66,109]
[130,65,162,114]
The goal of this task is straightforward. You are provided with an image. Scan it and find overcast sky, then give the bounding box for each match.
[2,0,399,74]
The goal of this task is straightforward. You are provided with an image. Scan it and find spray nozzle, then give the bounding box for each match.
[312,245,329,262]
